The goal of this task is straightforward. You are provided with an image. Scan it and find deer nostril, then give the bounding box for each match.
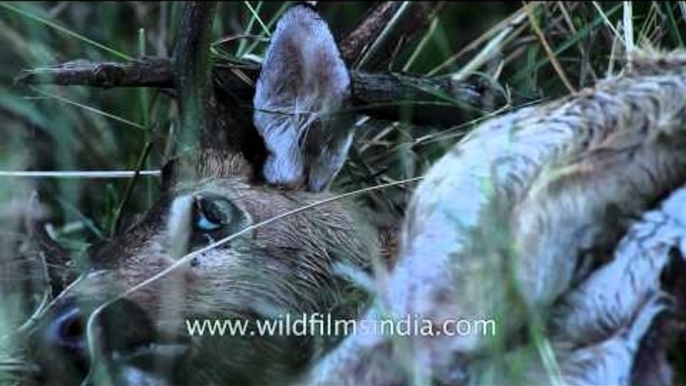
[60,310,84,343]
[46,301,86,353]
[32,298,90,384]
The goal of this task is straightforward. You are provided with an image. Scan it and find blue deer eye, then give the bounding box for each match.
[193,195,231,232]
[195,212,222,231]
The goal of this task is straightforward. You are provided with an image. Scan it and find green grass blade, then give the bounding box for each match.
[29,87,145,130]
[243,1,271,38]
[664,3,685,47]
[356,1,411,70]
[0,2,133,61]
[511,3,622,83]
[236,1,263,56]
[403,17,440,72]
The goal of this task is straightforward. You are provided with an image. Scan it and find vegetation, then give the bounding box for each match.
[0,2,685,384]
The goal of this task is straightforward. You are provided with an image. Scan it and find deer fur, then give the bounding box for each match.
[306,50,686,385]
[32,149,377,385]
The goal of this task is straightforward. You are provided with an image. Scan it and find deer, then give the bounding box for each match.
[23,4,378,386]
[15,3,686,386]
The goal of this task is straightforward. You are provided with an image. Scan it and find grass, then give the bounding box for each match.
[0,1,685,385]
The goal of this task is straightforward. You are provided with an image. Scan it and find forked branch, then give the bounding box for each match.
[18,59,498,128]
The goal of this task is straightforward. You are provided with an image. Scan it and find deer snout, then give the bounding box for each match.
[34,295,185,385]
[32,297,89,384]
[44,297,86,353]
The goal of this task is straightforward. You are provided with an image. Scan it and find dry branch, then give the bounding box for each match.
[340,2,447,69]
[339,2,403,64]
[174,2,218,148]
[18,58,497,128]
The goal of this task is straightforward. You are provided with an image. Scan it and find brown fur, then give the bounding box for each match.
[32,150,378,385]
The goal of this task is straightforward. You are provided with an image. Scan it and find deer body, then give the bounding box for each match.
[395,56,686,349]
[308,52,686,385]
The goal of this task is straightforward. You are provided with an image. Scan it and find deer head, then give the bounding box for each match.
[28,4,375,386]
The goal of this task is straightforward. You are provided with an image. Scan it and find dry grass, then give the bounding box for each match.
[0,2,685,384]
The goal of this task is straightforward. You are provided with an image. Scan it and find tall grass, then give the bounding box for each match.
[0,2,684,384]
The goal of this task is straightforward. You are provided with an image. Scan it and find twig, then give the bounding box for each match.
[16,58,173,88]
[344,2,446,70]
[111,141,154,236]
[524,2,577,94]
[19,59,498,128]
[340,2,402,64]
[0,171,161,178]
[355,2,411,69]
[429,4,531,76]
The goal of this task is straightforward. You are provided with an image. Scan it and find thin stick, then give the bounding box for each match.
[356,2,411,69]
[403,17,440,72]
[18,58,495,128]
[524,2,577,94]
[340,2,401,63]
[0,171,161,178]
[111,142,154,237]
[429,4,530,76]
[445,8,529,82]
[592,1,625,48]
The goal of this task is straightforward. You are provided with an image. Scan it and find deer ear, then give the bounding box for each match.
[253,4,354,192]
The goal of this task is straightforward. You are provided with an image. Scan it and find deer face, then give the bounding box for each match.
[29,5,371,386]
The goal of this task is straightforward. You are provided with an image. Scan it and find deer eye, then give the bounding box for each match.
[196,212,222,232]
[192,194,234,232]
